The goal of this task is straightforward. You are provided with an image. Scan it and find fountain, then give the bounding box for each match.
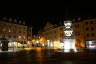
[63,21,77,52]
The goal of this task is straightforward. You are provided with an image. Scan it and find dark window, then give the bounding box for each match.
[92,33,95,37]
[75,25,77,28]
[60,33,64,38]
[78,32,80,35]
[76,32,80,35]
[19,31,21,33]
[8,35,11,38]
[94,21,96,24]
[14,36,16,38]
[77,24,79,27]
[90,21,93,24]
[86,34,89,37]
[70,26,72,28]
[75,24,79,28]
[86,27,89,31]
[54,31,56,33]
[23,32,25,34]
[14,31,16,33]
[91,27,94,30]
[85,22,88,24]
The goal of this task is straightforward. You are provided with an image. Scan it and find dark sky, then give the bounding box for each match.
[0,4,96,35]
[23,16,66,35]
[22,8,96,35]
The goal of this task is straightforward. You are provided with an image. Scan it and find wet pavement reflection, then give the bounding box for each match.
[0,48,96,64]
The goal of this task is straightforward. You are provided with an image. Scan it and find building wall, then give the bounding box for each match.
[42,18,96,49]
[0,21,29,42]
[83,18,96,40]
[73,21,85,48]
[27,27,32,41]
[73,18,96,48]
[42,23,64,48]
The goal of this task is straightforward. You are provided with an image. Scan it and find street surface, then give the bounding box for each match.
[0,48,96,64]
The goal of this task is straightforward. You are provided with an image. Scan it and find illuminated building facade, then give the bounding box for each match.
[0,17,32,47]
[73,18,96,49]
[32,33,46,47]
[38,18,96,50]
[73,21,85,49]
[42,22,64,49]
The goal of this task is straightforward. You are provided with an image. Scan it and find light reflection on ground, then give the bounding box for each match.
[0,48,96,64]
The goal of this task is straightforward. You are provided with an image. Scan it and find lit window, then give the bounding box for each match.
[18,36,21,39]
[9,29,11,32]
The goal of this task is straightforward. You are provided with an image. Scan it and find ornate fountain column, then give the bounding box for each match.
[64,21,77,52]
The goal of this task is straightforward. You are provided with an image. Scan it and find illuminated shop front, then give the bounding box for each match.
[47,40,60,49]
[86,40,96,49]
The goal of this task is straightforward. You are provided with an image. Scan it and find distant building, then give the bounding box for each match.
[40,18,96,49]
[42,22,64,49]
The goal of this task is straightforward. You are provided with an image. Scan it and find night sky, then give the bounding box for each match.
[0,4,96,35]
